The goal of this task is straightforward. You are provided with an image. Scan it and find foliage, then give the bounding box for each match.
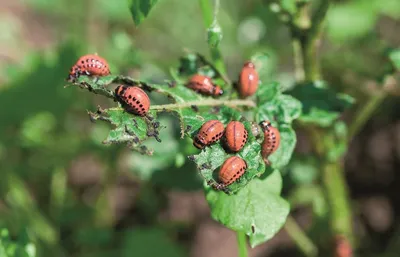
[1,0,399,256]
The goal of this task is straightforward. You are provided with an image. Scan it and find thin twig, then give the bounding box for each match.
[284,216,318,257]
[107,99,256,112]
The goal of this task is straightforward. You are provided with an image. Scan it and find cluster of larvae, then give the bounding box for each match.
[193,119,280,191]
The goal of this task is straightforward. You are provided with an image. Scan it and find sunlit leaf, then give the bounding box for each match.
[206,170,289,247]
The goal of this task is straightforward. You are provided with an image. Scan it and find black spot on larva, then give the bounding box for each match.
[81,60,84,64]
[141,108,145,111]
[212,137,215,140]
[139,104,143,107]
[133,97,136,101]
[128,95,132,99]
[136,100,140,104]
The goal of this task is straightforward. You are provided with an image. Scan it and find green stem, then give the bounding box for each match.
[348,91,386,140]
[322,159,353,241]
[106,98,256,112]
[287,0,354,249]
[198,0,227,76]
[284,216,318,257]
[237,231,248,257]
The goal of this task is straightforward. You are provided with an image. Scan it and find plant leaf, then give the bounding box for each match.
[122,227,185,257]
[127,0,158,26]
[205,170,290,248]
[190,118,265,194]
[389,48,400,70]
[288,81,354,127]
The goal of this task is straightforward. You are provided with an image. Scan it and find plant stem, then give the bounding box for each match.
[321,154,353,240]
[284,216,318,257]
[150,99,256,110]
[107,98,256,112]
[348,91,386,140]
[198,0,227,76]
[287,0,354,249]
[237,231,248,257]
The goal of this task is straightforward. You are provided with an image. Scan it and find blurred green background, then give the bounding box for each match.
[0,0,399,256]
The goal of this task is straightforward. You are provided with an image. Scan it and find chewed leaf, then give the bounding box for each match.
[88,107,159,155]
[206,170,290,248]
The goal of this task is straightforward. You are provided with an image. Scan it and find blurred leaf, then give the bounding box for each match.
[206,170,289,247]
[0,228,37,257]
[190,119,265,194]
[122,227,185,257]
[326,0,378,42]
[288,82,354,127]
[128,0,158,26]
[20,112,56,147]
[288,156,319,185]
[281,0,297,14]
[288,184,328,218]
[389,48,400,71]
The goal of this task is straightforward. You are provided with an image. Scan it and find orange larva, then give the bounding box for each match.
[115,85,150,116]
[193,120,224,149]
[259,120,280,165]
[214,156,247,190]
[238,61,259,98]
[224,121,248,152]
[68,54,110,81]
[186,74,223,96]
[334,235,353,257]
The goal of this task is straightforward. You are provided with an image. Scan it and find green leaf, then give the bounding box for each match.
[288,82,354,127]
[326,0,378,42]
[389,48,400,70]
[257,89,302,125]
[122,227,185,257]
[206,170,290,248]
[88,107,159,155]
[256,82,279,103]
[190,119,265,194]
[127,0,158,26]
[281,0,297,14]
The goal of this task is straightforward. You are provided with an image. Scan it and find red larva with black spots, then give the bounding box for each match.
[259,120,281,165]
[224,121,248,152]
[186,74,223,96]
[238,61,259,98]
[115,85,150,116]
[193,120,224,149]
[214,156,247,191]
[67,54,110,81]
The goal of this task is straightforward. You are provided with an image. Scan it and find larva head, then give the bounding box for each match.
[259,120,272,132]
[214,85,224,96]
[243,61,255,69]
[193,134,206,149]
